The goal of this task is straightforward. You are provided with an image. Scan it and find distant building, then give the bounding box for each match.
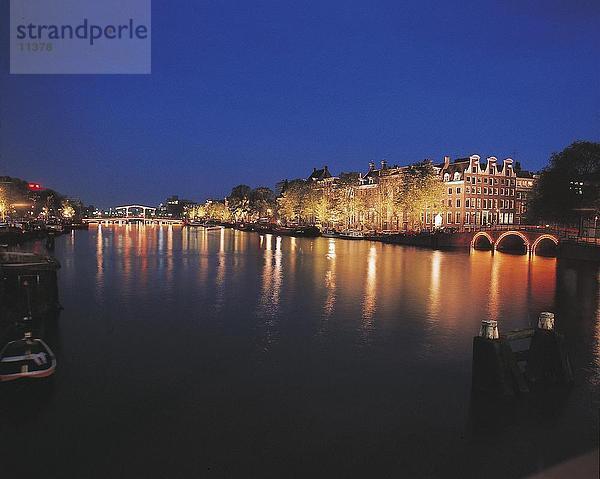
[437,155,536,228]
[307,166,332,182]
[307,154,538,231]
[158,195,196,218]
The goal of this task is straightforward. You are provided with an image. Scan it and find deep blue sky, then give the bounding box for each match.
[1,0,599,207]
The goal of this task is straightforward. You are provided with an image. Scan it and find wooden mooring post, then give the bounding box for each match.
[472,312,573,396]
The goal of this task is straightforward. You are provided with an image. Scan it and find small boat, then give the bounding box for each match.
[46,223,64,233]
[0,332,56,382]
[338,230,365,240]
[0,251,61,271]
[1,280,57,382]
[236,222,255,232]
[321,229,340,238]
[204,225,223,231]
[273,225,321,237]
[254,222,274,234]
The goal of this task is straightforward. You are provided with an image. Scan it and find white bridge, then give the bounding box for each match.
[82,204,183,225]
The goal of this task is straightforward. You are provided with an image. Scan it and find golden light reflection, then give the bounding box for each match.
[95,224,104,302]
[323,239,337,317]
[362,245,377,325]
[214,228,227,313]
[427,250,442,320]
[257,232,283,350]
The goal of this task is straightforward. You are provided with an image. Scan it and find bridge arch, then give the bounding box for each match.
[531,234,559,256]
[471,232,494,250]
[494,231,530,254]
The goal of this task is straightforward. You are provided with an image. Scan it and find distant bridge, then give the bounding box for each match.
[82,204,183,225]
[114,205,156,217]
[83,217,183,225]
[467,225,568,255]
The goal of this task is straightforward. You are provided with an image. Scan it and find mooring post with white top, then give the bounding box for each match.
[526,312,573,386]
[479,320,499,339]
[472,319,523,396]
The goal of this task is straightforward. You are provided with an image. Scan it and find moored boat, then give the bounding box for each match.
[0,332,56,382]
[273,225,321,237]
[254,222,275,234]
[235,222,255,232]
[338,230,365,240]
[321,229,340,238]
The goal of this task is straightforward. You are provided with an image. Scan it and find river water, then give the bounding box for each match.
[1,225,599,478]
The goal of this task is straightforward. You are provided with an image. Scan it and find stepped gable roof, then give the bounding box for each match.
[308,166,332,181]
[439,158,470,181]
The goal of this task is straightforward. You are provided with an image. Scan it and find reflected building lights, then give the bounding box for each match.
[323,239,337,317]
[95,224,104,302]
[257,232,283,351]
[362,245,377,325]
[427,250,442,321]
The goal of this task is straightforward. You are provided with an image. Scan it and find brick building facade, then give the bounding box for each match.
[308,154,538,231]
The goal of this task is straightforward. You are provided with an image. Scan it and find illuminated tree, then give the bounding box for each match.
[278,179,310,224]
[0,189,7,221]
[205,201,231,221]
[249,186,276,219]
[331,172,360,229]
[61,200,75,219]
[395,161,444,230]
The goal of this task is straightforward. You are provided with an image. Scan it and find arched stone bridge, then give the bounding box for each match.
[469,227,562,255]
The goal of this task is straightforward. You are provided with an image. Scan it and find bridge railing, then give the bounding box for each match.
[453,224,577,237]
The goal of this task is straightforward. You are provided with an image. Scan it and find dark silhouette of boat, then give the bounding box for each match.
[0,331,56,382]
[272,225,320,237]
[0,275,57,382]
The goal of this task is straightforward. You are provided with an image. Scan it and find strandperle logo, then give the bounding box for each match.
[15,18,149,46]
[10,0,151,74]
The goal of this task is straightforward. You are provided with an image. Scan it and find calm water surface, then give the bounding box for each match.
[2,225,599,478]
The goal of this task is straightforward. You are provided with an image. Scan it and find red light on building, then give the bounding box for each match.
[28,183,44,191]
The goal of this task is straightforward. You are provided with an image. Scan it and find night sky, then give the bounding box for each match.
[1,1,599,207]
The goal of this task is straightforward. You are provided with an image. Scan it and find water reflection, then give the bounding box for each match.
[17,226,596,479]
[323,239,337,318]
[362,244,377,328]
[95,224,104,302]
[214,227,227,314]
[256,234,283,350]
[427,250,442,321]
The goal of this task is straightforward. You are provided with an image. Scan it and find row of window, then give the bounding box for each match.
[423,211,516,225]
[444,198,516,209]
[449,186,515,196]
[465,176,515,186]
[469,166,512,177]
[516,180,534,187]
